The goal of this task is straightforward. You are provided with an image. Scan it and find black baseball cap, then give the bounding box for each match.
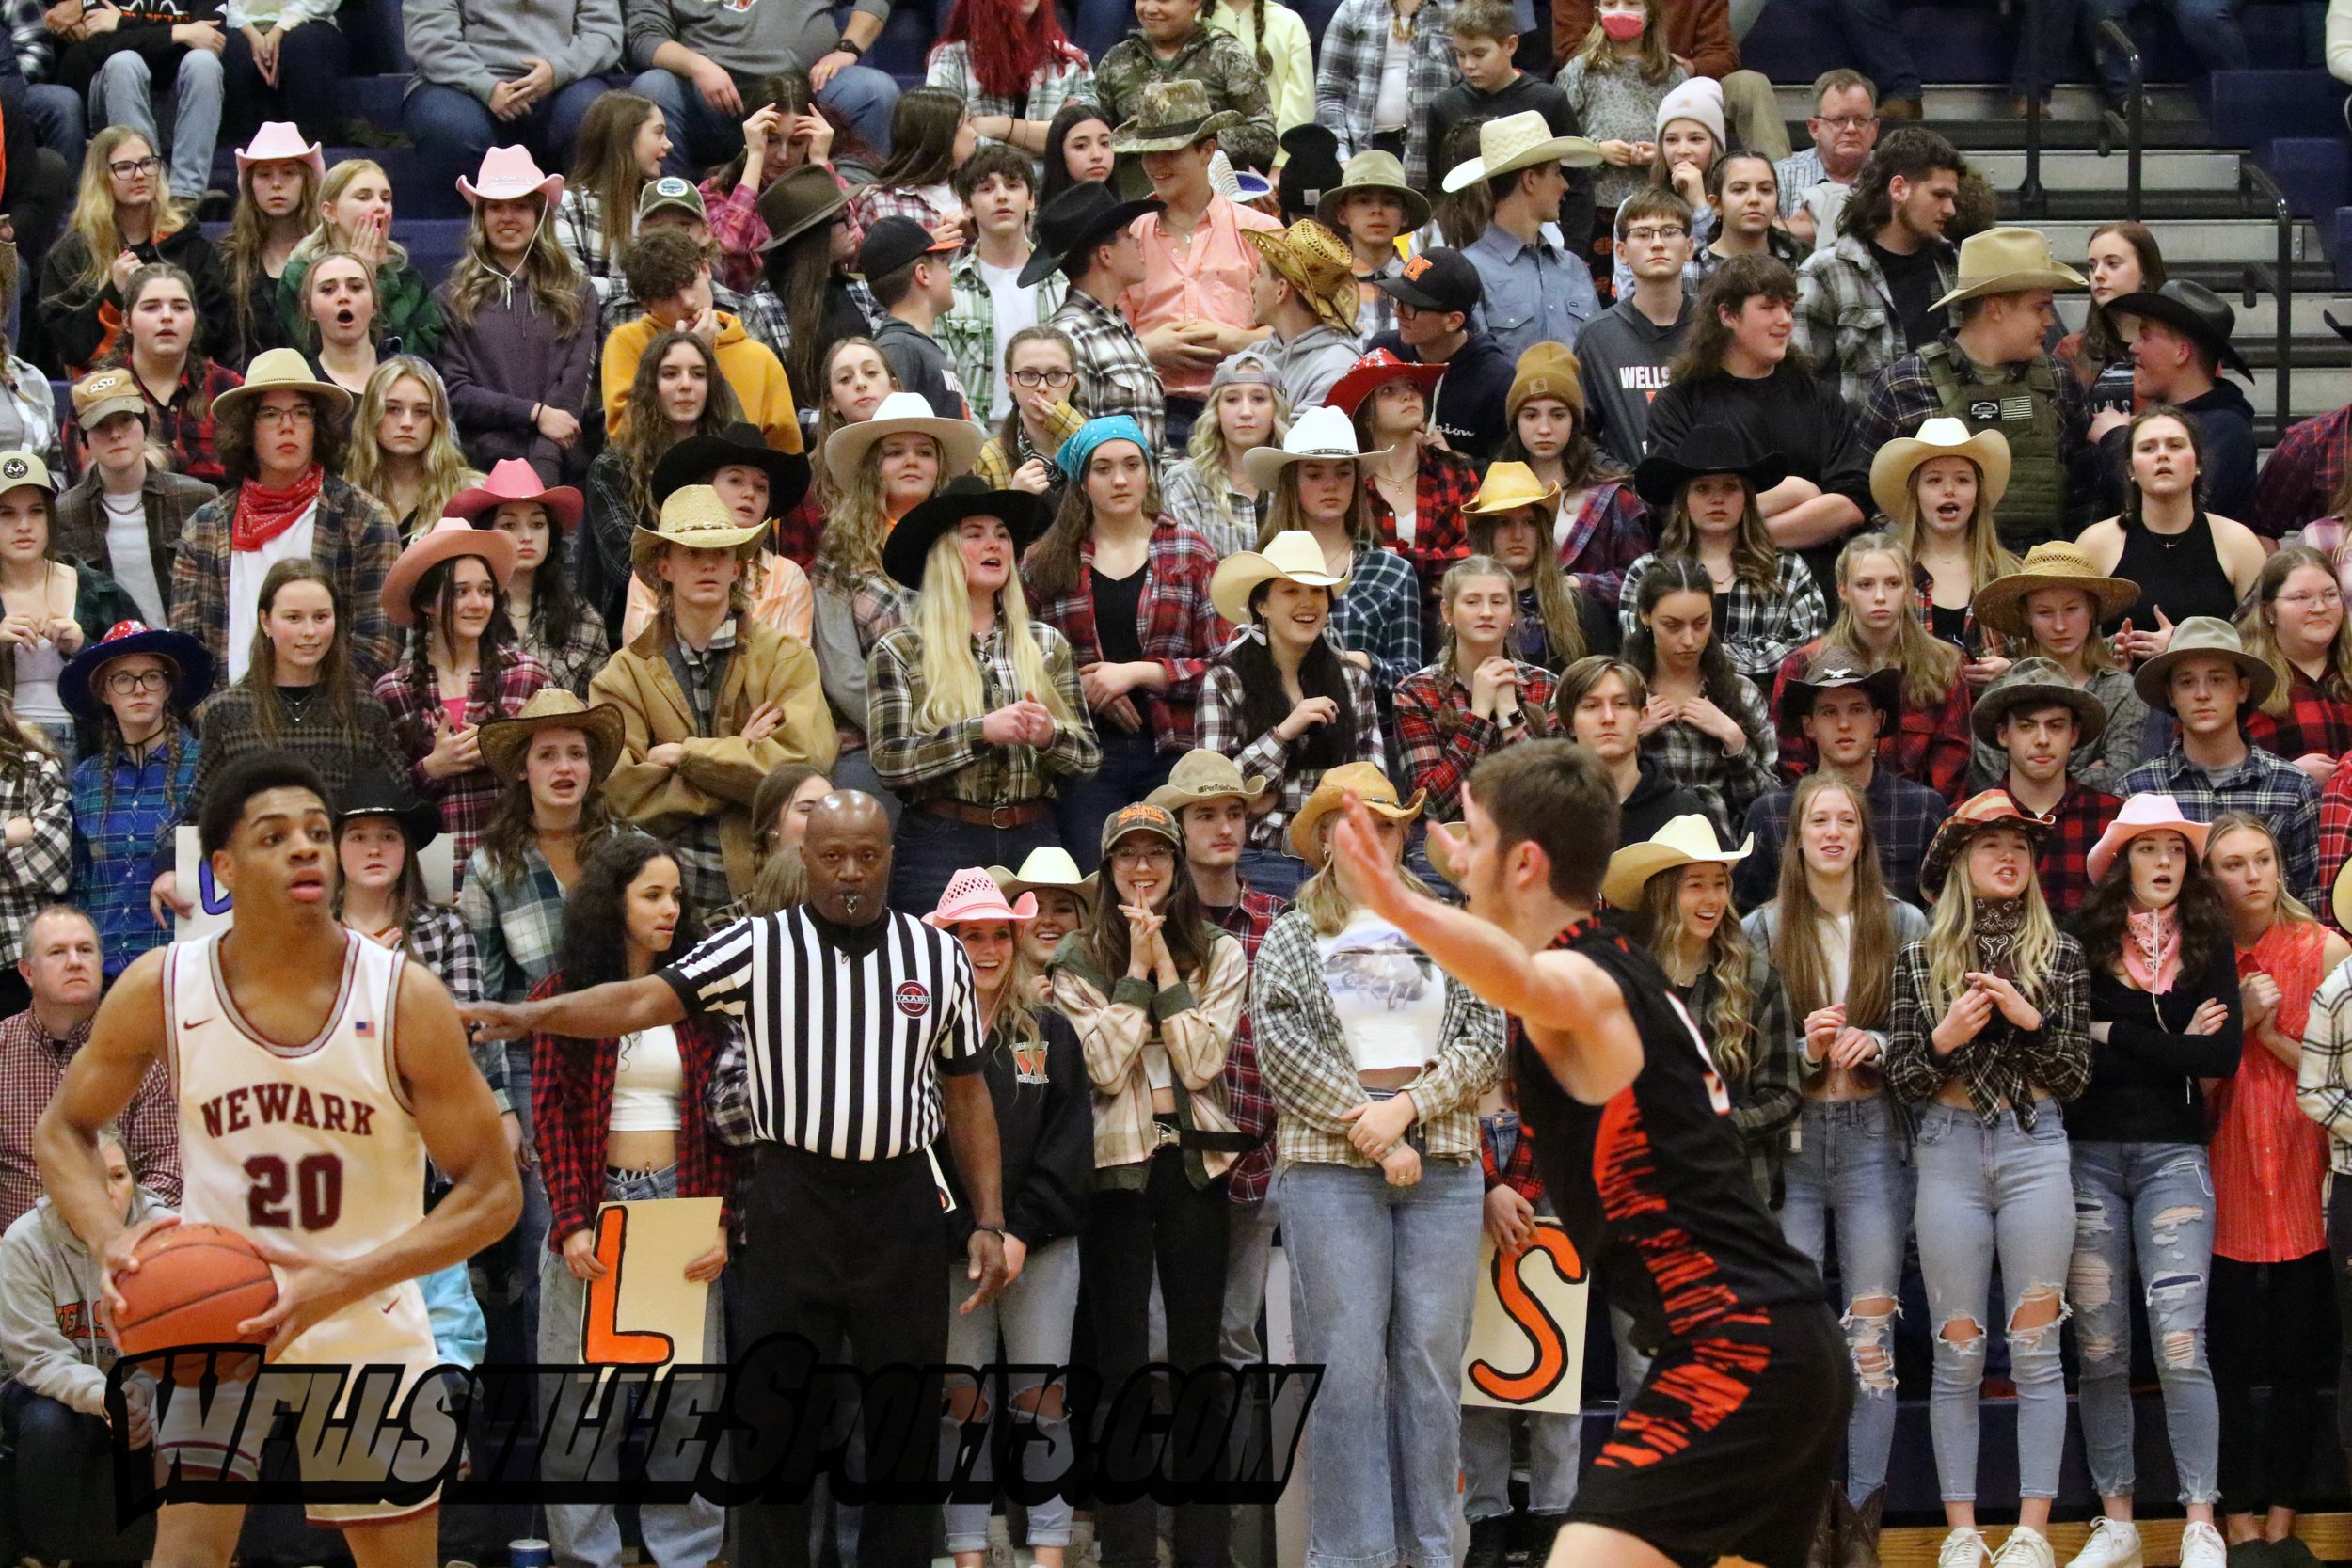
[1376,247,1482,316]
[858,215,956,281]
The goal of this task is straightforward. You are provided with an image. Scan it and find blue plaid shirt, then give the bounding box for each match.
[69,736,200,981]
[1328,545,1424,696]
[2119,740,2324,911]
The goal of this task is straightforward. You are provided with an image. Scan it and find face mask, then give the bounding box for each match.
[1599,11,1645,40]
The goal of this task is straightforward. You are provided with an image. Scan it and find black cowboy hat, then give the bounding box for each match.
[882,476,1053,590]
[1021,182,1165,289]
[1632,425,1789,509]
[60,619,213,727]
[1276,124,1343,225]
[331,768,443,848]
[1774,652,1902,730]
[651,422,815,518]
[2105,279,2251,379]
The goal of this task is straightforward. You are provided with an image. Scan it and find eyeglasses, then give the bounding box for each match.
[1109,844,1175,867]
[1811,114,1875,130]
[107,155,163,178]
[254,404,316,427]
[2279,590,2344,610]
[103,669,171,696]
[1011,368,1076,388]
[1623,225,1688,244]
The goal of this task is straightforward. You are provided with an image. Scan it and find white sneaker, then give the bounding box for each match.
[1995,1526,2058,1568]
[1940,1527,1993,1568]
[2063,1518,2142,1568]
[2178,1521,2227,1568]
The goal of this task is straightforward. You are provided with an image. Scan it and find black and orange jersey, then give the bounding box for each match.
[1511,917,1823,1350]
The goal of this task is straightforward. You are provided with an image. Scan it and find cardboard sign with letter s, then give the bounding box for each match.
[1459,1219,1589,1415]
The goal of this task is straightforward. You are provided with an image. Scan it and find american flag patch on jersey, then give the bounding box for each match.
[355,1020,373,1036]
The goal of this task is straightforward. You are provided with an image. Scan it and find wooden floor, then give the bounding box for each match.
[1718,1513,2352,1565]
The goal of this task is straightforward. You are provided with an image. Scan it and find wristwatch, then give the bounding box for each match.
[835,34,864,55]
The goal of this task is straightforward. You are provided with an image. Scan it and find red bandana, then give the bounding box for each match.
[230,464,325,553]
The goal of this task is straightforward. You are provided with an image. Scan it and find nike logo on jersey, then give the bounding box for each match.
[199,1084,377,1140]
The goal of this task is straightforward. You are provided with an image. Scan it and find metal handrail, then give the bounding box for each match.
[2240,157,2295,426]
[2019,0,2046,215]
[2095,19,2143,220]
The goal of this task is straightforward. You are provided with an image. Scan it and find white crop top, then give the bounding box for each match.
[1315,909,1444,1074]
[610,1025,684,1132]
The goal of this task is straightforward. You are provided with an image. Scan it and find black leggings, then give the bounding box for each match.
[2210,1249,2333,1515]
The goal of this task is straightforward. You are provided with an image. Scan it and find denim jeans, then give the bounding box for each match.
[2085,0,2247,94]
[404,78,609,212]
[1830,0,1922,100]
[485,1039,554,1373]
[1,1382,155,1562]
[1461,1405,1581,1520]
[885,808,1062,913]
[629,64,899,178]
[21,82,82,168]
[222,21,349,145]
[1237,847,1307,903]
[1777,1094,1914,1504]
[1912,1100,2075,1504]
[941,1237,1082,1553]
[91,47,224,201]
[538,1163,727,1568]
[1281,1158,1485,1568]
[1220,1184,1281,1366]
[1056,727,1172,876]
[2069,1139,2221,1508]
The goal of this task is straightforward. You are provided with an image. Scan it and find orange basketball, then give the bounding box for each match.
[112,1223,278,1370]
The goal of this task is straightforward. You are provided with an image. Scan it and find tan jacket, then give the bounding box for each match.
[589,614,837,894]
[1050,932,1248,1180]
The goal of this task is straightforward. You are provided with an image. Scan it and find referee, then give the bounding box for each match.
[466,793,1009,1568]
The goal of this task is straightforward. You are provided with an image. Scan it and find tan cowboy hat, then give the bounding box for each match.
[1146,748,1269,811]
[2133,615,2277,713]
[215,346,352,418]
[990,846,1099,900]
[382,516,518,626]
[1289,761,1425,864]
[1241,404,1391,489]
[1245,219,1361,335]
[2331,855,2352,937]
[821,390,984,486]
[1869,416,2013,526]
[1970,540,2141,638]
[1600,815,1752,911]
[1460,460,1562,517]
[1929,226,2089,311]
[1210,529,1353,625]
[1111,79,1243,155]
[1316,150,1431,235]
[478,688,627,785]
[1441,109,1603,194]
[629,483,767,587]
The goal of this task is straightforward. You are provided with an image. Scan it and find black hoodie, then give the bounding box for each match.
[2092,377,2258,524]
[940,1007,1094,1252]
[1619,755,1716,849]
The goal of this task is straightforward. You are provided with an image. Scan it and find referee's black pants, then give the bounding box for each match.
[734,1144,947,1568]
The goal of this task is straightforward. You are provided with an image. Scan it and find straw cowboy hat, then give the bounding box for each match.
[235,120,324,181]
[1600,814,1753,911]
[628,483,768,588]
[2132,614,2276,712]
[1929,226,2089,311]
[458,145,564,209]
[1917,789,2053,896]
[1245,219,1361,335]
[1440,109,1603,194]
[991,846,1098,900]
[1460,460,1563,518]
[447,457,584,533]
[1869,416,2013,526]
[1241,404,1391,488]
[2085,793,2211,883]
[822,390,985,486]
[882,476,1053,590]
[924,866,1039,928]
[1324,349,1447,420]
[1289,761,1425,864]
[1146,749,1269,812]
[1969,540,2140,638]
[215,347,352,418]
[1111,79,1243,154]
[60,619,212,727]
[1967,656,2109,749]
[382,516,518,626]
[2331,855,2352,937]
[755,164,851,253]
[1210,529,1352,625]
[479,688,626,785]
[1316,150,1431,235]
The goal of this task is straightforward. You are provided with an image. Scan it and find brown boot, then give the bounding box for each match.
[1838,1488,1884,1568]
[1804,1484,1840,1568]
[1880,97,1924,121]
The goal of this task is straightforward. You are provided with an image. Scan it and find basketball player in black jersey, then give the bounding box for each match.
[1326,739,1844,1568]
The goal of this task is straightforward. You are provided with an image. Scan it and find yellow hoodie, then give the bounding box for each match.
[600,310,804,455]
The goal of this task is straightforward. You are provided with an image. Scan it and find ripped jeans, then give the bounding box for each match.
[1777,1094,1914,1504]
[2069,1140,2221,1507]
[1912,1101,2075,1504]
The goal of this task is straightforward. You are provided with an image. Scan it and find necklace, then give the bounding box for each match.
[279,684,320,725]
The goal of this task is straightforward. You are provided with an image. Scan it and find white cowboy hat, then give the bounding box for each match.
[1209,529,1352,626]
[1241,404,1391,489]
[1441,109,1603,194]
[1868,416,2013,525]
[821,390,984,486]
[1600,814,1753,911]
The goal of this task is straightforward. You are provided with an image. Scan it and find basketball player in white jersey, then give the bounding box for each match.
[33,754,521,1568]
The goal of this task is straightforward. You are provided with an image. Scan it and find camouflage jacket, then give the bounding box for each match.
[1094,24,1278,197]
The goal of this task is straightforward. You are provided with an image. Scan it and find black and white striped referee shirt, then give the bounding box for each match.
[661,909,983,1161]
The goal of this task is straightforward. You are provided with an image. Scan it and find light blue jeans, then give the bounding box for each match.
[1912,1101,2075,1504]
[1220,1184,1282,1367]
[1282,1158,1485,1568]
[537,1163,726,1568]
[628,63,899,176]
[2069,1140,2221,1508]
[90,48,225,201]
[1777,1094,1915,1504]
[941,1236,1082,1553]
[1462,1405,1581,1521]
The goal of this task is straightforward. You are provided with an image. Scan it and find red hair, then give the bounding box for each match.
[931,0,1083,102]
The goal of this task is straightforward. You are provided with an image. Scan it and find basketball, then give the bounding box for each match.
[112,1223,279,1368]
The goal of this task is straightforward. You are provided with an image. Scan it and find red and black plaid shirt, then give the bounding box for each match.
[1479,1109,1543,1204]
[528,972,743,1247]
[2245,665,2352,769]
[770,493,825,571]
[1207,884,1287,1205]
[1771,640,1975,802]
[1393,659,1562,818]
[1369,447,1479,637]
[1995,779,2120,918]
[2252,404,2352,541]
[2320,756,2352,932]
[1023,518,1232,755]
[67,358,242,487]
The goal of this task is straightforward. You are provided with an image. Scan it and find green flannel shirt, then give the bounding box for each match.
[941,252,1067,428]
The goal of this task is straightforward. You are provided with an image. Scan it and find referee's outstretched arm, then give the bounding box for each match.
[463,973,688,1043]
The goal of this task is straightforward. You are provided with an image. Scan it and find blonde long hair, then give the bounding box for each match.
[342,357,477,534]
[1184,378,1293,488]
[1921,835,2061,1016]
[2204,811,2319,928]
[1657,479,1779,593]
[440,188,589,339]
[1259,462,1376,549]
[1295,849,1438,938]
[1464,515,1587,671]
[1628,864,1756,1082]
[1770,773,1902,1028]
[64,127,194,293]
[817,436,944,584]
[1892,459,2020,611]
[2239,545,2352,719]
[1572,0,1674,80]
[292,160,412,269]
[1820,534,1960,711]
[910,531,1075,732]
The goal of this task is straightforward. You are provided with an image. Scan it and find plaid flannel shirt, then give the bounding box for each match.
[69,736,199,981]
[941,252,1068,436]
[2318,754,2352,931]
[1680,944,1803,1204]
[1197,645,1384,850]
[0,1011,179,1235]
[850,183,956,234]
[1370,448,1478,634]
[1770,639,1974,800]
[1311,0,1455,190]
[458,841,569,1005]
[866,621,1101,804]
[53,467,221,614]
[1207,885,1286,1204]
[1557,480,1653,610]
[2245,667,2352,768]
[2122,741,2323,911]
[0,752,74,967]
[1050,290,1165,453]
[2252,405,2351,541]
[171,474,403,687]
[1393,658,1562,819]
[519,599,612,698]
[65,360,241,487]
[1051,936,1248,1177]
[1249,902,1505,1168]
[925,41,1096,162]
[2297,956,2352,1172]
[1328,544,1423,694]
[1162,459,1260,559]
[1792,232,1957,411]
[1736,765,1947,910]
[1618,551,1827,687]
[1994,780,2120,919]
[555,188,622,309]
[1022,521,1231,756]
[1480,1109,1544,1203]
[1884,931,2091,1128]
[1639,672,1778,842]
[373,653,554,893]
[398,904,504,1108]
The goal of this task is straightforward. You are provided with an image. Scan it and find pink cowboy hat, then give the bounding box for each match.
[457,146,564,209]
[447,457,585,533]
[235,121,325,181]
[923,867,1038,928]
[383,516,519,627]
[2085,793,2212,884]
